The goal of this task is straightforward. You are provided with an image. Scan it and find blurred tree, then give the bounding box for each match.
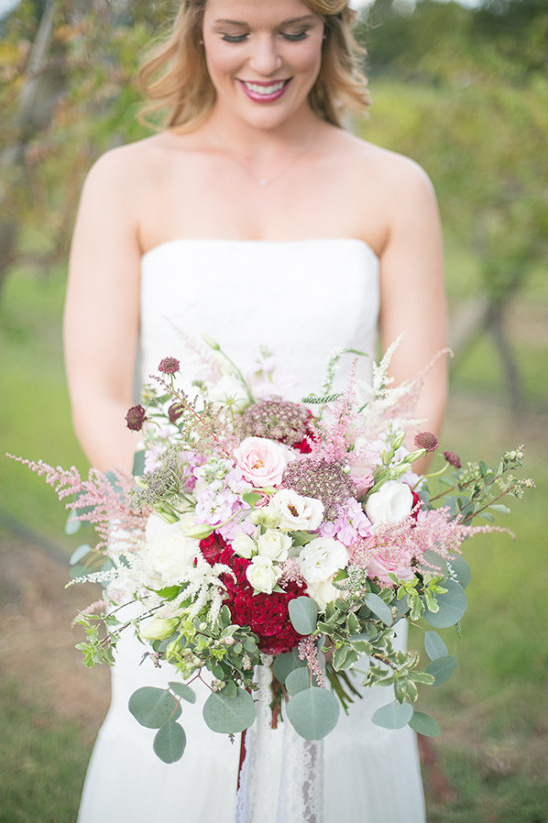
[0,0,175,297]
[357,0,548,412]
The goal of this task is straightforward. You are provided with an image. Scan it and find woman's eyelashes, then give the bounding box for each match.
[220,30,309,43]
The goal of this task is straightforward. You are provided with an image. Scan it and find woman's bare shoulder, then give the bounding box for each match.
[345,130,434,192]
[82,133,178,196]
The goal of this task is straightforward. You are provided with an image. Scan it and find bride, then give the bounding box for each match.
[64,1,447,821]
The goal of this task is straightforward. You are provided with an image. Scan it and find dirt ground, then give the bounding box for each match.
[0,527,110,744]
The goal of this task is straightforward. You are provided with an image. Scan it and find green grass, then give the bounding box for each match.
[1,265,87,544]
[0,682,91,823]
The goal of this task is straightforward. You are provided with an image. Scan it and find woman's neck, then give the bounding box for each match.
[201,101,326,164]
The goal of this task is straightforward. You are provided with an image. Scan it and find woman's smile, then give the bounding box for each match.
[237,78,292,103]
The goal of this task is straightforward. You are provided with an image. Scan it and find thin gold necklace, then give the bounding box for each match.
[213,129,319,189]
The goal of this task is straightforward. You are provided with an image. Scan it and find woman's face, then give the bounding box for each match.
[202,0,325,130]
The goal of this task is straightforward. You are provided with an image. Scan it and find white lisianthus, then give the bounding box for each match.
[208,375,249,411]
[365,481,414,526]
[140,513,200,588]
[307,576,346,612]
[232,532,257,559]
[270,489,324,532]
[298,537,349,584]
[257,529,292,562]
[246,556,279,594]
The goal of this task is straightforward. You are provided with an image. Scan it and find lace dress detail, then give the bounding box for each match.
[77,239,426,823]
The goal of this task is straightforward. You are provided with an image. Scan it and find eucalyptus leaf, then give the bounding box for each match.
[168,682,196,704]
[409,711,441,737]
[372,701,414,729]
[286,687,340,740]
[422,550,448,576]
[65,511,82,536]
[364,592,393,626]
[288,597,318,635]
[272,650,306,684]
[70,544,92,565]
[132,450,145,477]
[286,667,320,696]
[128,687,181,729]
[448,555,471,589]
[153,721,186,763]
[203,688,255,734]
[426,655,458,686]
[425,579,467,628]
[424,630,448,661]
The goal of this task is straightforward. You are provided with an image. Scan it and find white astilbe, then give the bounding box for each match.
[174,560,235,621]
[67,567,121,587]
[358,337,423,432]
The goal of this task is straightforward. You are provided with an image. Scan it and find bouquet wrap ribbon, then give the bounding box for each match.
[235,656,324,823]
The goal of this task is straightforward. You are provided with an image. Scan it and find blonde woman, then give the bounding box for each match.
[66,1,447,820]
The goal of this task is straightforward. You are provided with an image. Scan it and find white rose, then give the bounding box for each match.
[208,374,249,411]
[365,481,414,526]
[257,529,292,562]
[246,556,280,594]
[270,489,324,531]
[141,513,200,588]
[298,537,348,584]
[307,576,346,612]
[232,532,256,559]
[233,437,291,487]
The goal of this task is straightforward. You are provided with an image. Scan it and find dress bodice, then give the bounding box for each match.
[140,238,379,398]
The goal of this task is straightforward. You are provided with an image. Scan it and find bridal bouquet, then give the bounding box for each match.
[14,338,533,763]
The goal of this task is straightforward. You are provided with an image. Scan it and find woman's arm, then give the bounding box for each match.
[64,148,143,473]
[378,157,448,468]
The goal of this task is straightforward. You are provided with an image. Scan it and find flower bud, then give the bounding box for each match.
[186,524,214,540]
[203,335,220,351]
[140,617,178,642]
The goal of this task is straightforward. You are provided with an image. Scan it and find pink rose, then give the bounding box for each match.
[233,437,291,488]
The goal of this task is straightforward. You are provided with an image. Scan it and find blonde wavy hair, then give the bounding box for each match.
[139,0,369,130]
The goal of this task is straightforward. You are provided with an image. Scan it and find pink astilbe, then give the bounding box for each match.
[8,457,143,549]
[308,359,361,463]
[297,635,326,687]
[350,507,511,583]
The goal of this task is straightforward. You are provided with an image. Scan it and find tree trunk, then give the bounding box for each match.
[486,301,525,416]
[0,0,63,300]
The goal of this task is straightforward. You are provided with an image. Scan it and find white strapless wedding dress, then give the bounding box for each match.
[77,239,426,823]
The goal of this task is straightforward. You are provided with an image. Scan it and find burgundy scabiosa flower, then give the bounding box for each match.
[168,402,185,423]
[444,450,462,469]
[415,432,439,453]
[125,404,146,431]
[158,357,180,374]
